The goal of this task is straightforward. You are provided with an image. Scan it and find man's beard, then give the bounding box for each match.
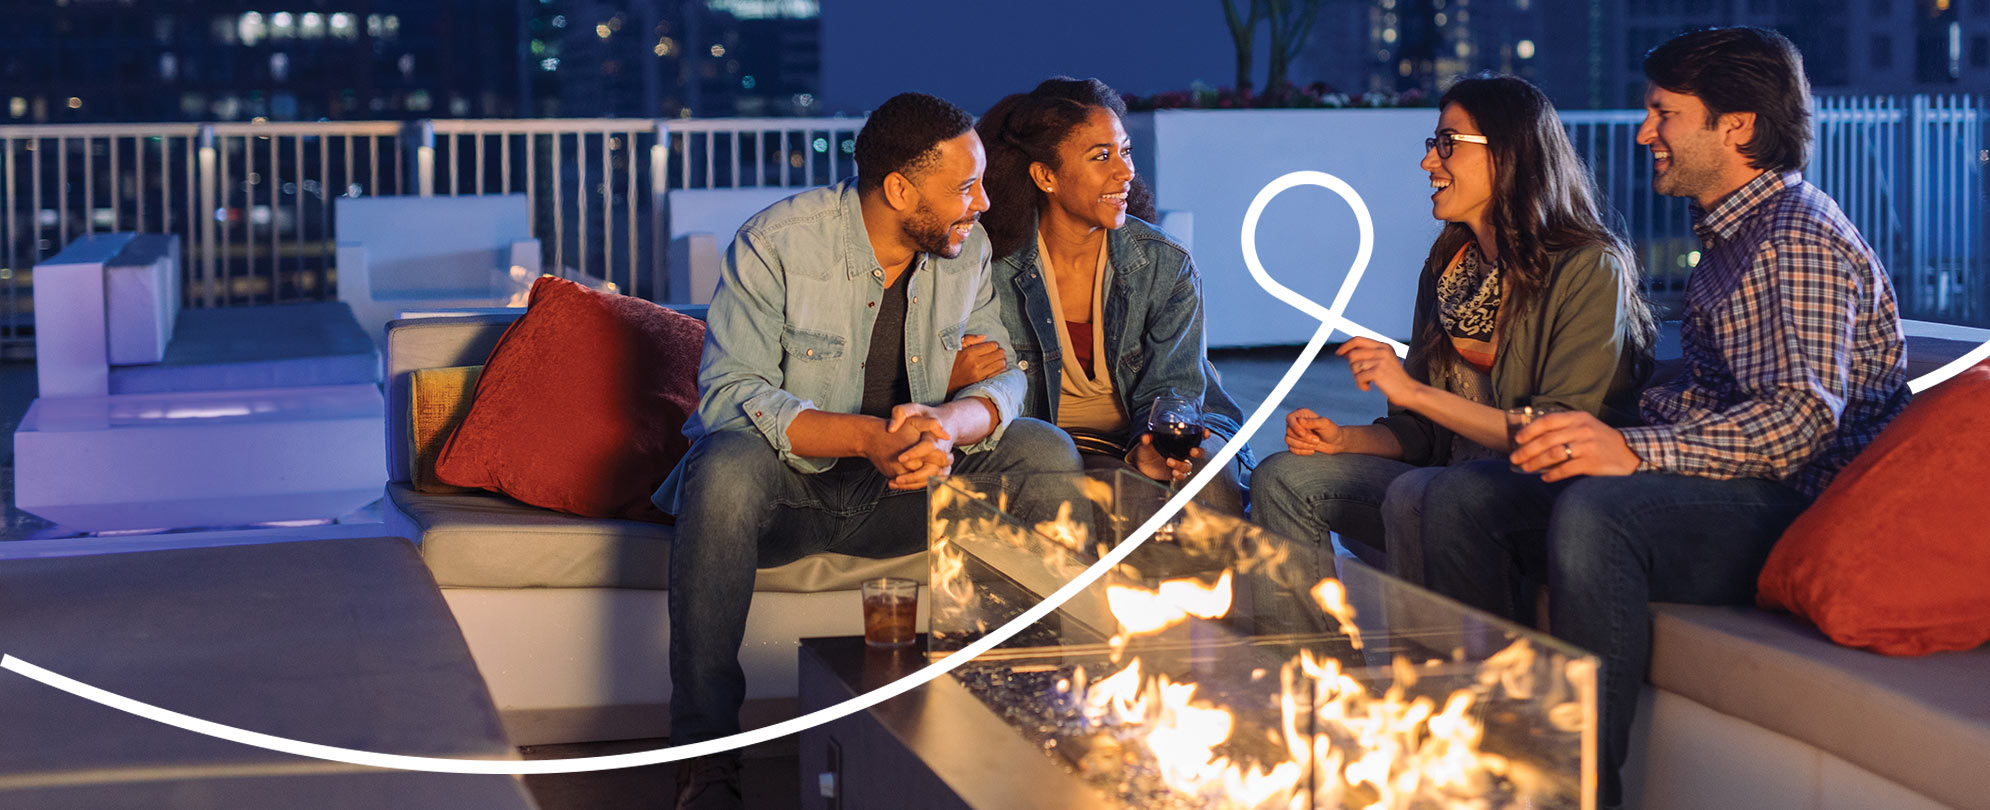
[1652,142,1723,200]
[903,199,970,258]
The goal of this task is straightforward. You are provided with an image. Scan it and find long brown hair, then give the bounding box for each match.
[1406,74,1656,380]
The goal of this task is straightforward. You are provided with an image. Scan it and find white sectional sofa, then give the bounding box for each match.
[378,311,926,747]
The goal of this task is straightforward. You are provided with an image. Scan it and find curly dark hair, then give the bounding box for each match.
[1643,26,1812,174]
[1408,74,1657,380]
[975,77,1157,260]
[854,92,976,194]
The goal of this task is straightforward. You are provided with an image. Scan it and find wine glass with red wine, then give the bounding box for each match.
[1147,395,1203,474]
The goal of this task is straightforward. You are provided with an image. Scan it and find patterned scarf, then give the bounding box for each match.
[1436,242,1501,342]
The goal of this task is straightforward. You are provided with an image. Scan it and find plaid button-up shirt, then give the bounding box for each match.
[1619,170,1910,497]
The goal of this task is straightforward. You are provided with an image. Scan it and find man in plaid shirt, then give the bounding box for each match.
[1417,27,1910,808]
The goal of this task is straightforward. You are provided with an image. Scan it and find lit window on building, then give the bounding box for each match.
[301,12,324,39]
[330,12,356,39]
[655,37,676,56]
[271,53,289,82]
[367,14,383,37]
[160,53,178,80]
[541,57,560,71]
[407,90,432,112]
[67,97,82,110]
[399,53,416,79]
[710,44,726,57]
[1383,28,1398,43]
[552,14,567,28]
[8,97,25,119]
[708,0,820,19]
[271,11,294,39]
[239,11,265,46]
[1518,39,1536,59]
[597,23,612,38]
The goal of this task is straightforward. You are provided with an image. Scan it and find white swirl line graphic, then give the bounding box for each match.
[4,170,1981,774]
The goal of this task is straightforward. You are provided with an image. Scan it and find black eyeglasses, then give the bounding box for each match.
[1425,132,1490,159]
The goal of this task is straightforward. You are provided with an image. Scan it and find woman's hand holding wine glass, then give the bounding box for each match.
[1137,395,1207,486]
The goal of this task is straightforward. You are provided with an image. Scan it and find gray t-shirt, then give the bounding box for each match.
[858,269,913,419]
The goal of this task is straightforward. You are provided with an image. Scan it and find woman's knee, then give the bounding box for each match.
[1422,461,1515,519]
[993,417,1082,471]
[1381,465,1441,523]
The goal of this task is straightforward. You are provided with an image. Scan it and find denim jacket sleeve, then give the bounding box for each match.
[1122,245,1225,436]
[691,226,827,472]
[949,235,1025,453]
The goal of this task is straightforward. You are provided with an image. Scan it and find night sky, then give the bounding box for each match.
[820,1,1249,116]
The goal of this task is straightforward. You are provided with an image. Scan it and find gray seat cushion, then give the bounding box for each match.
[1649,604,1990,809]
[109,301,381,394]
[387,483,926,592]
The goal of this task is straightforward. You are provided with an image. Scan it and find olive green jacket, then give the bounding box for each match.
[1376,241,1653,467]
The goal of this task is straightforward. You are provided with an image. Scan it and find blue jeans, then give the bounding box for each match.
[1419,461,1810,807]
[1249,451,1442,584]
[660,417,1080,745]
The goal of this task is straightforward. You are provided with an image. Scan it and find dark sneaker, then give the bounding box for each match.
[673,754,743,810]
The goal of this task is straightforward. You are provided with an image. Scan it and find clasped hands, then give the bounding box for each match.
[866,403,957,490]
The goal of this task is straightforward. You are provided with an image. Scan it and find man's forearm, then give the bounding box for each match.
[785,409,886,459]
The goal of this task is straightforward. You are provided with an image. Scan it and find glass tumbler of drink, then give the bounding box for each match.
[861,577,919,648]
[1504,405,1538,472]
[1505,404,1567,472]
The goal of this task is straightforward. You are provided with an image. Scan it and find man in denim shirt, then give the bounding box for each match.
[652,92,1080,809]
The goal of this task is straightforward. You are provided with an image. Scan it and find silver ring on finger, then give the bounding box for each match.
[1563,443,1575,461]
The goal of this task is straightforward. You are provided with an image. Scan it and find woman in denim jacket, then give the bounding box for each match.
[1253,74,1656,584]
[956,77,1252,511]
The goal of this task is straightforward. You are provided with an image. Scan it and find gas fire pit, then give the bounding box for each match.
[799,469,1598,810]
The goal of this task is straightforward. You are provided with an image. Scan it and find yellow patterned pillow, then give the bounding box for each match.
[409,365,484,494]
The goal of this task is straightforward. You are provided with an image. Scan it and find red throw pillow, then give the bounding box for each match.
[434,276,704,522]
[1757,359,1990,656]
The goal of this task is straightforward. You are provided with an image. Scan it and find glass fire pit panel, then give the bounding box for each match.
[928,468,1599,810]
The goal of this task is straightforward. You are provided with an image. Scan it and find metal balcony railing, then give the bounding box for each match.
[0,115,867,353]
[0,98,1982,353]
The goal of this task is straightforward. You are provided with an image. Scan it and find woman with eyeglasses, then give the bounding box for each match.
[954,77,1252,511]
[1253,74,1656,584]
